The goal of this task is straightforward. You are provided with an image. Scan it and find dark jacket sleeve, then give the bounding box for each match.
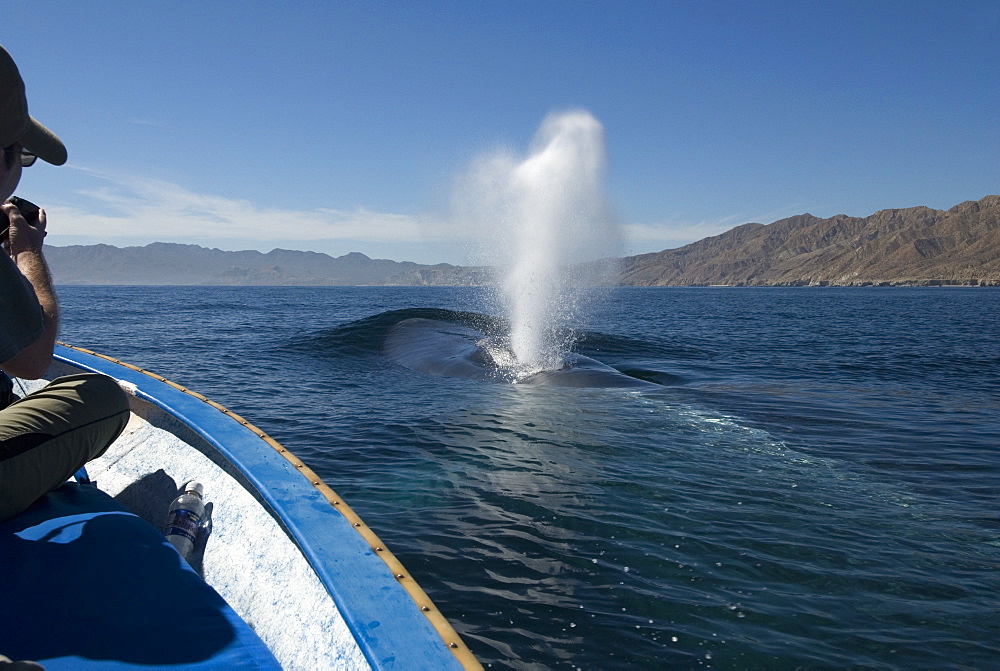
[0,254,44,363]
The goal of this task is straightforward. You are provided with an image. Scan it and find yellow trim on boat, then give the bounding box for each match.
[57,342,482,670]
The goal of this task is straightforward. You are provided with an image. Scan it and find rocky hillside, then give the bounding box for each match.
[620,195,1000,287]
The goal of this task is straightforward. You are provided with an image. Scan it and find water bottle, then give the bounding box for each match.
[163,481,205,561]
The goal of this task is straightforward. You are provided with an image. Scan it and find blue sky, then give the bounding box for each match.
[5,1,998,265]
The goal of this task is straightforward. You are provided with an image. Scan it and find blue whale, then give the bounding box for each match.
[383,317,656,389]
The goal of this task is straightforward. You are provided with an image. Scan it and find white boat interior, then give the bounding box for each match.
[1,345,479,670]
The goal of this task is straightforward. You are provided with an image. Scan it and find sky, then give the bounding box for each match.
[4,1,998,265]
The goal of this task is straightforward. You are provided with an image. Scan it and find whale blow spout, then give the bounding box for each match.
[455,110,621,380]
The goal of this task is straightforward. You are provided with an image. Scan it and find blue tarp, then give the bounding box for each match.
[0,483,280,670]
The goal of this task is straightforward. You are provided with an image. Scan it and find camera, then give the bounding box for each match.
[2,195,41,242]
[6,196,40,224]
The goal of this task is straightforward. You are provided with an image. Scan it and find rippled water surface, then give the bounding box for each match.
[59,286,1000,669]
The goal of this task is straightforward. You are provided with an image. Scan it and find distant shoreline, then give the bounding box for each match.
[45,195,1000,288]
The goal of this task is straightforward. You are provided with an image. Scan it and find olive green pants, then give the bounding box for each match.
[0,373,129,522]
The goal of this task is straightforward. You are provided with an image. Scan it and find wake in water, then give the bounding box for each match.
[454,110,621,382]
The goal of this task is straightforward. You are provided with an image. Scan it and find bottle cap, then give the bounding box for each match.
[183,481,204,497]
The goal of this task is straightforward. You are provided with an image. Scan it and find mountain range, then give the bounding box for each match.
[620,195,1000,287]
[45,195,999,287]
[44,243,471,286]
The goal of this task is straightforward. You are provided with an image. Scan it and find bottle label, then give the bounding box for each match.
[164,509,201,543]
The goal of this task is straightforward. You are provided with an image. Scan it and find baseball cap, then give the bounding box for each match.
[1,44,67,166]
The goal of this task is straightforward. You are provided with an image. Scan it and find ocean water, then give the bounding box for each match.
[58,286,999,669]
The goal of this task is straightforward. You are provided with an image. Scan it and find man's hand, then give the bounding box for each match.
[2,201,46,257]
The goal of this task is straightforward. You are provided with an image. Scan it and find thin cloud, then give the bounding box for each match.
[621,203,814,253]
[47,169,459,244]
[128,118,180,130]
[44,168,797,260]
[621,216,743,250]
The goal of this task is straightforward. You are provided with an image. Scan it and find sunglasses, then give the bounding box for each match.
[3,145,37,168]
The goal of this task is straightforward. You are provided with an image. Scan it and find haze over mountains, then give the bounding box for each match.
[46,196,999,287]
[44,244,463,286]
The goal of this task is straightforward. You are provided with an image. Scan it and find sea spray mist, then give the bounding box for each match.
[454,110,621,380]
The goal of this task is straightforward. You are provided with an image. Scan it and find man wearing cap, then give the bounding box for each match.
[0,44,129,524]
